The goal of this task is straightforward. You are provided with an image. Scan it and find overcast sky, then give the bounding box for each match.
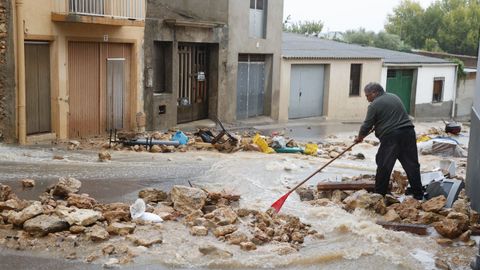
[283,0,437,33]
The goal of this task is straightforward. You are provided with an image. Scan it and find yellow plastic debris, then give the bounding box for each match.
[303,143,318,155]
[417,135,432,143]
[252,134,275,154]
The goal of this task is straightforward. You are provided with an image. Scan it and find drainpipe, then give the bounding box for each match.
[15,0,26,144]
[451,64,458,120]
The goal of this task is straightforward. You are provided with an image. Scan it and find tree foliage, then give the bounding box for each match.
[385,0,480,55]
[342,28,411,51]
[283,15,324,35]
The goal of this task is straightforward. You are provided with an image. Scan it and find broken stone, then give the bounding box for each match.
[150,145,162,153]
[275,245,298,255]
[384,194,400,206]
[69,225,86,234]
[185,210,204,224]
[103,210,131,223]
[23,214,69,237]
[87,224,109,241]
[107,222,136,236]
[21,179,35,188]
[170,185,207,215]
[434,217,468,239]
[459,230,471,242]
[160,145,175,153]
[64,209,102,226]
[0,199,23,211]
[236,208,254,218]
[67,193,97,209]
[127,228,163,247]
[452,199,470,217]
[226,231,248,245]
[213,224,238,237]
[190,226,208,236]
[102,244,115,255]
[421,195,446,212]
[329,151,339,158]
[291,232,305,243]
[240,241,257,251]
[296,188,315,201]
[244,143,261,152]
[331,190,348,203]
[436,238,453,245]
[383,209,401,222]
[0,184,13,201]
[209,207,237,225]
[68,140,80,150]
[416,211,442,224]
[98,151,111,162]
[138,188,168,203]
[470,210,479,225]
[50,177,82,198]
[198,245,233,258]
[10,202,43,226]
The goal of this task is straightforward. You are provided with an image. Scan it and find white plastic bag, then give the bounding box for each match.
[130,198,163,223]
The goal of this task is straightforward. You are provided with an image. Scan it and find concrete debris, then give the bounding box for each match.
[421,195,447,212]
[86,224,109,241]
[64,209,102,226]
[213,224,238,237]
[67,193,97,209]
[190,225,208,236]
[10,202,43,226]
[240,241,257,251]
[106,222,136,236]
[0,184,14,201]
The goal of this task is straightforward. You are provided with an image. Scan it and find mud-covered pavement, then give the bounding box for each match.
[0,121,477,269]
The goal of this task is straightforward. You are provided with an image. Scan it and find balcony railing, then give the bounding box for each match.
[53,0,144,20]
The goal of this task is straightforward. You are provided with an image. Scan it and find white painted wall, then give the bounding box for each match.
[415,65,456,104]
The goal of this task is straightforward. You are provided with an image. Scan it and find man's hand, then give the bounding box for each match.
[354,135,365,143]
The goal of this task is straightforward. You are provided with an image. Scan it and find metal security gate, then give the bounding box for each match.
[25,42,52,135]
[106,58,125,130]
[177,44,208,124]
[386,69,414,113]
[289,64,324,119]
[236,54,265,120]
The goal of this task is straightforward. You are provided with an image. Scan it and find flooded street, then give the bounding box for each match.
[0,121,476,269]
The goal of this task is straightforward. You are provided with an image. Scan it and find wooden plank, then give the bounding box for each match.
[317,181,377,192]
[376,221,429,235]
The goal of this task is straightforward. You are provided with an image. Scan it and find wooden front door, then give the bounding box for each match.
[386,69,414,113]
[25,42,51,135]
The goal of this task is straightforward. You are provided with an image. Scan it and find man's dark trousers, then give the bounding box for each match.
[375,127,423,199]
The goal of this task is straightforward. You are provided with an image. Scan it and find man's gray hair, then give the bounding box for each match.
[364,82,385,94]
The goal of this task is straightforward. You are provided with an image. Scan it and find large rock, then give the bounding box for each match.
[452,199,470,216]
[51,177,82,198]
[10,202,43,226]
[107,222,136,236]
[87,225,109,241]
[213,225,238,237]
[170,186,207,215]
[198,245,232,258]
[434,219,466,239]
[23,215,69,236]
[421,195,446,212]
[209,207,238,225]
[0,184,13,201]
[138,189,168,203]
[64,209,102,226]
[0,199,24,211]
[67,194,97,209]
[127,228,163,247]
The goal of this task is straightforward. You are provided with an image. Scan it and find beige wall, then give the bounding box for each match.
[21,0,144,139]
[279,58,383,121]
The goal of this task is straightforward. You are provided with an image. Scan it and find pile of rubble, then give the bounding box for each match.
[0,178,319,267]
[296,173,479,245]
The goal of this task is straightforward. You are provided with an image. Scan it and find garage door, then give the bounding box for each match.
[289,64,325,119]
[68,42,131,138]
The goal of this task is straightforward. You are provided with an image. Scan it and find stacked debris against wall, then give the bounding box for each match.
[0,0,15,142]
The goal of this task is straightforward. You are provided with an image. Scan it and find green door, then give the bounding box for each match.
[386,69,413,113]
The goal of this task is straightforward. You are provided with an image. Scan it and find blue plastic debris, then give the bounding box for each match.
[171,131,189,145]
